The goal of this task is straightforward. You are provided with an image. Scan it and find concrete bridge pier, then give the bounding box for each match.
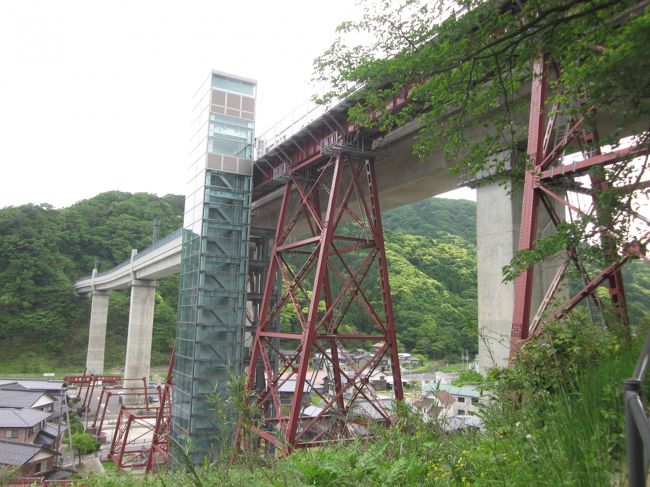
[123,279,157,403]
[85,290,110,375]
[477,181,566,372]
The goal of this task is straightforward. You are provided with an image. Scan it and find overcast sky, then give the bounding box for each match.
[0,0,474,209]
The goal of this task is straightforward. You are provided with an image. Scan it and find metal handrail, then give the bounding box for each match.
[624,330,650,486]
[255,85,363,160]
[134,228,183,260]
[78,228,183,283]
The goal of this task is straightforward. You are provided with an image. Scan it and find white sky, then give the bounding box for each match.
[0,0,474,209]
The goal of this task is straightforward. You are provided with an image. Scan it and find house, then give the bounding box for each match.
[369,373,388,391]
[33,422,66,449]
[398,353,422,368]
[0,390,55,414]
[0,380,65,396]
[426,384,482,417]
[278,380,312,407]
[0,409,51,444]
[0,439,57,477]
[0,381,68,421]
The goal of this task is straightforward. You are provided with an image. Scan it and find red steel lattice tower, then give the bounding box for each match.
[242,142,403,452]
[511,54,649,351]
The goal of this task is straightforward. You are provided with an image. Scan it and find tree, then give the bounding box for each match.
[71,432,99,465]
[315,0,650,332]
[315,0,649,173]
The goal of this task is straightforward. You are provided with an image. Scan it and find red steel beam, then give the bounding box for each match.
[511,55,548,351]
[539,145,648,180]
[242,154,403,453]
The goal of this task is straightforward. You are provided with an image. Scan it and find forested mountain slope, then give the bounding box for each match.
[0,192,182,370]
[3,191,643,371]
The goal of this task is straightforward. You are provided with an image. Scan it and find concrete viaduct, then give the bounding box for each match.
[74,89,559,383]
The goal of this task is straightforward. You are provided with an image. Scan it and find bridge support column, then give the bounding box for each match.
[124,279,156,402]
[477,181,565,372]
[86,291,110,375]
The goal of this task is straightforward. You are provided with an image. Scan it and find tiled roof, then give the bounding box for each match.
[432,390,456,408]
[0,439,41,465]
[0,408,50,428]
[0,390,51,409]
[0,380,64,392]
[41,422,63,438]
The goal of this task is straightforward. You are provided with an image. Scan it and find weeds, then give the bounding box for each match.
[82,317,636,485]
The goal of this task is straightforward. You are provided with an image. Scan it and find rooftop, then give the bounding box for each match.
[0,380,65,393]
[0,390,54,409]
[0,408,51,428]
[0,439,42,466]
[425,383,481,398]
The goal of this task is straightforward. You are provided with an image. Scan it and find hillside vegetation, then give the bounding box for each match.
[0,192,480,372]
[0,192,183,371]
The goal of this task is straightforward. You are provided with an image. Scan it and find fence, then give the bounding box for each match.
[624,330,650,486]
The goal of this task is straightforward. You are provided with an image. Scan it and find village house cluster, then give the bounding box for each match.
[0,379,68,479]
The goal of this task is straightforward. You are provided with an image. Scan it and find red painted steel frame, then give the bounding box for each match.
[511,54,648,351]
[146,346,174,473]
[510,55,547,350]
[109,405,158,470]
[242,153,403,452]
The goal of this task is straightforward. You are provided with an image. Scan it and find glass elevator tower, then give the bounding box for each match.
[171,71,256,462]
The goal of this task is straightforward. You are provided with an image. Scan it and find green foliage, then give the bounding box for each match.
[383,197,477,244]
[452,369,483,386]
[0,466,19,485]
[72,432,99,455]
[0,189,479,371]
[623,259,650,326]
[490,311,619,397]
[316,0,650,301]
[80,321,636,485]
[68,412,85,435]
[72,432,100,465]
[0,192,182,370]
[315,0,650,173]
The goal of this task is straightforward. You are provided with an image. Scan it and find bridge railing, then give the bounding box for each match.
[255,85,361,160]
[87,257,132,282]
[624,330,650,486]
[77,228,183,284]
[133,227,183,260]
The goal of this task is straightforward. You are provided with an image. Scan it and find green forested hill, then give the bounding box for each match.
[0,193,490,371]
[0,192,480,370]
[383,197,477,244]
[0,192,183,371]
[2,192,648,372]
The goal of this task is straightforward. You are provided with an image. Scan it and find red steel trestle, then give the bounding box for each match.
[242,153,403,452]
[511,54,649,353]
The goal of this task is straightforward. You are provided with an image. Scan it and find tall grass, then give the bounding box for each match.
[82,324,637,486]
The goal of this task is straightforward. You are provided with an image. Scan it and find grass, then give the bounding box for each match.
[77,331,635,486]
[438,362,467,373]
[101,461,118,473]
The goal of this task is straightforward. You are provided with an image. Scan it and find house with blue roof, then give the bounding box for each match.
[424,383,483,417]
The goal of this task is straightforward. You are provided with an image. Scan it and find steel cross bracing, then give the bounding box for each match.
[511,54,650,351]
[145,345,174,473]
[240,148,403,452]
